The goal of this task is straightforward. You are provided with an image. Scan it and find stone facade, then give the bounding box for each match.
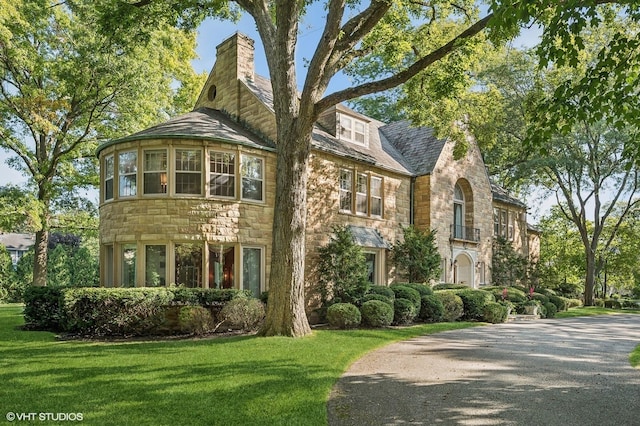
[97,32,538,302]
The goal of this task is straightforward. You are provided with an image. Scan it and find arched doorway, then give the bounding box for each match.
[454,253,473,287]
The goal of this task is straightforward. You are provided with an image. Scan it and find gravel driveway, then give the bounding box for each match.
[328,315,640,425]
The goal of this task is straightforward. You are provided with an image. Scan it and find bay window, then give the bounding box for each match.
[104,155,114,201]
[210,151,236,197]
[175,149,202,195]
[241,155,264,201]
[118,151,137,197]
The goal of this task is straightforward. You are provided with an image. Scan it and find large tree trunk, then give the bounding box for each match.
[583,251,596,306]
[32,192,51,287]
[32,227,49,286]
[259,123,313,337]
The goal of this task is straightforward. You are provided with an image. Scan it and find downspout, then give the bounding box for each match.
[410,176,415,225]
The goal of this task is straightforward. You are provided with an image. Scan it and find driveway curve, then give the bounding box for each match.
[328,315,640,426]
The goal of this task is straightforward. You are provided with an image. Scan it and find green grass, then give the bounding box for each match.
[556,306,640,318]
[631,344,640,369]
[0,305,478,425]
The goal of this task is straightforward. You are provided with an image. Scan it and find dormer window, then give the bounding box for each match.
[339,114,367,146]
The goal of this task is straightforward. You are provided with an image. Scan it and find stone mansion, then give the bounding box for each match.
[97,32,539,299]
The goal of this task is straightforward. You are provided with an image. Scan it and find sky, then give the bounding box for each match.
[0,9,544,212]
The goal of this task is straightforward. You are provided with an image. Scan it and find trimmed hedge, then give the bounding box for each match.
[543,302,558,318]
[548,295,570,312]
[483,286,527,304]
[367,285,396,300]
[360,300,394,327]
[362,293,394,306]
[432,283,468,290]
[482,302,508,323]
[326,303,361,329]
[451,288,495,321]
[23,286,253,336]
[23,286,64,331]
[218,298,266,331]
[419,294,444,322]
[393,298,417,325]
[390,285,421,311]
[434,291,464,322]
[397,283,434,296]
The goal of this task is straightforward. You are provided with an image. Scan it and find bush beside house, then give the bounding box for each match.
[23,286,258,337]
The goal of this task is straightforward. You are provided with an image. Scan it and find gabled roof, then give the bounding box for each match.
[491,183,527,209]
[379,121,447,176]
[96,108,275,155]
[0,233,35,251]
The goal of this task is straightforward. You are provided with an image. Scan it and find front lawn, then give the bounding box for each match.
[0,304,477,425]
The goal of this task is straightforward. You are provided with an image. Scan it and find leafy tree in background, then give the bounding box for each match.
[0,1,204,287]
[391,226,441,283]
[491,236,528,288]
[96,0,640,336]
[537,206,587,298]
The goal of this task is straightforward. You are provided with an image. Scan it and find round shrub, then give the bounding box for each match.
[400,283,434,296]
[393,298,418,325]
[219,298,265,331]
[543,302,557,318]
[567,298,582,308]
[435,291,464,322]
[482,302,508,324]
[604,299,622,309]
[326,303,362,329]
[362,293,394,306]
[390,285,421,311]
[178,306,214,335]
[549,295,569,312]
[453,288,495,321]
[419,294,444,322]
[360,300,394,327]
[368,285,395,300]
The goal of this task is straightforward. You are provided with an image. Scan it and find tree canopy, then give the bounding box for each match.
[0,0,205,286]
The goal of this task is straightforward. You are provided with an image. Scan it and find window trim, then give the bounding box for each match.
[356,173,368,216]
[338,113,368,146]
[240,154,265,202]
[339,169,354,213]
[370,176,383,218]
[174,148,203,196]
[118,150,138,198]
[209,150,237,199]
[241,246,264,298]
[104,154,114,201]
[143,149,168,195]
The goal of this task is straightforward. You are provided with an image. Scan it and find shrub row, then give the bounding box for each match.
[326,286,508,328]
[23,286,261,337]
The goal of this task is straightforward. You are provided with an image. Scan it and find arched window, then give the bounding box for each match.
[453,183,465,239]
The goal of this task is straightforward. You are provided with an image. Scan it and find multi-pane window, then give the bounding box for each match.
[144,150,168,194]
[241,155,264,201]
[210,151,236,197]
[145,245,166,286]
[339,114,367,145]
[356,173,368,215]
[339,170,353,212]
[494,207,515,241]
[453,184,465,239]
[118,151,137,197]
[371,177,382,217]
[121,244,136,287]
[104,155,114,201]
[175,149,202,195]
[364,252,376,284]
[340,170,383,217]
[175,244,202,288]
[242,247,262,298]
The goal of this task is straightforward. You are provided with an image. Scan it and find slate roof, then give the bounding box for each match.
[491,183,527,208]
[96,108,275,155]
[348,225,390,249]
[379,121,446,176]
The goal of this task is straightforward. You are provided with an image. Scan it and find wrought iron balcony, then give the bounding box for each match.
[450,224,480,243]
